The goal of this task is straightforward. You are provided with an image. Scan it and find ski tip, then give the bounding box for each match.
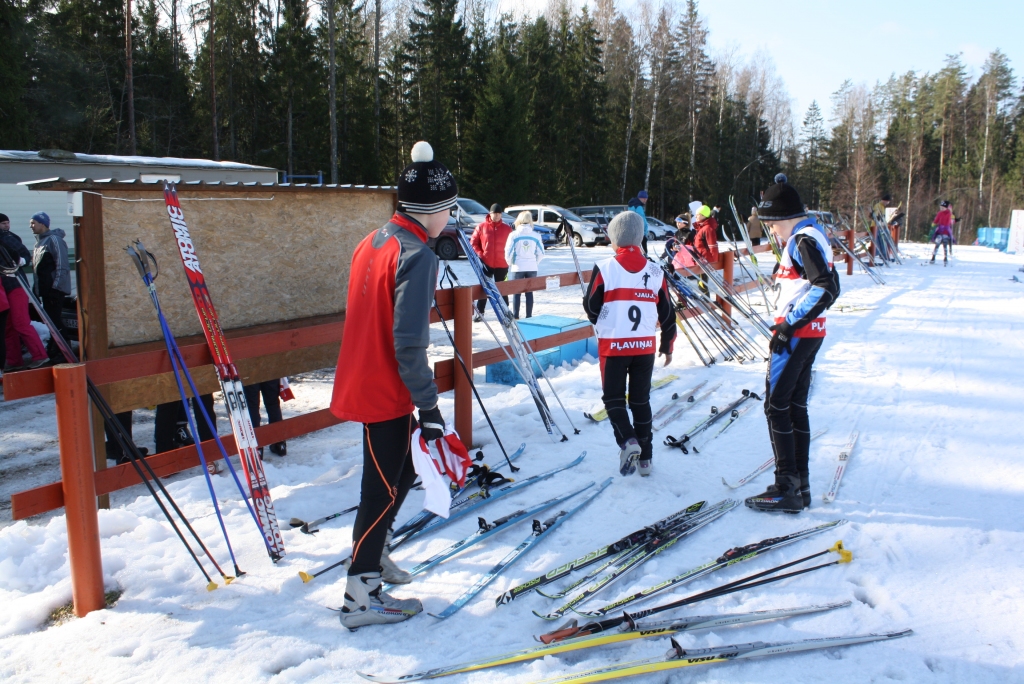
[288,517,305,528]
[299,571,314,584]
[206,581,219,592]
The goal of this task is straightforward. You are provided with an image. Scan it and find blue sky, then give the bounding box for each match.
[698,0,1024,121]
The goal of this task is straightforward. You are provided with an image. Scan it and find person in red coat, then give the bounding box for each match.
[691,205,720,293]
[470,204,512,321]
[329,141,457,630]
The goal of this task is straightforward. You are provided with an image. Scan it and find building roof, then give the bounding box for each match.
[0,149,276,172]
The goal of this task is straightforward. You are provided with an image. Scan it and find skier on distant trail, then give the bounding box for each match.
[746,178,839,514]
[930,200,954,265]
[583,211,676,478]
[504,211,546,319]
[329,140,457,629]
[627,190,651,255]
[470,203,512,322]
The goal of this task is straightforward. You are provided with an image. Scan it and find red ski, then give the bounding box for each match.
[163,183,285,560]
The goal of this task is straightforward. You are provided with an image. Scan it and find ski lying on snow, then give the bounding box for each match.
[823,431,860,503]
[428,478,614,619]
[572,518,846,619]
[533,500,738,621]
[391,443,526,546]
[382,481,596,591]
[690,402,754,454]
[495,499,709,605]
[584,375,681,422]
[356,602,850,682]
[532,629,913,684]
[651,381,707,422]
[163,183,284,561]
[721,428,827,489]
[652,383,722,432]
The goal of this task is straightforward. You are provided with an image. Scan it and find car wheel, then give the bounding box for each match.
[573,232,584,247]
[586,242,596,248]
[435,237,459,261]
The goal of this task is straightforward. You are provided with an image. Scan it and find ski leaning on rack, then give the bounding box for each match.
[722,428,827,488]
[569,518,846,621]
[584,375,680,422]
[653,382,720,432]
[162,183,284,561]
[455,229,567,441]
[533,629,913,684]
[496,499,710,606]
[534,499,738,620]
[384,481,596,590]
[429,477,614,619]
[823,431,860,503]
[356,602,850,683]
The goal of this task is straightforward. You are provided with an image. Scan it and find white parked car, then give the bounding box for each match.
[504,204,608,247]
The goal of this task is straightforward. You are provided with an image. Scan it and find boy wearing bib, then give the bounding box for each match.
[746,179,839,513]
[584,211,676,477]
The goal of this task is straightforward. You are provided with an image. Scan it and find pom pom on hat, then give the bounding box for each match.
[774,173,788,184]
[411,141,433,163]
[398,141,458,214]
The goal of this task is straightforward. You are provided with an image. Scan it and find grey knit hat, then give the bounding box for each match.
[607,211,644,247]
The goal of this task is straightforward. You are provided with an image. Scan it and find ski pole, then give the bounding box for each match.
[1,243,227,589]
[433,301,519,472]
[288,505,359,534]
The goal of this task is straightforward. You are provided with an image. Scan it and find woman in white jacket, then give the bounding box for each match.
[504,211,546,319]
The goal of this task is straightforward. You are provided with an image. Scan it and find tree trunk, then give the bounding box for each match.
[209,0,218,160]
[978,83,990,204]
[620,69,638,202]
[287,95,293,177]
[374,0,381,175]
[904,131,914,242]
[125,0,136,155]
[644,71,660,192]
[328,0,338,183]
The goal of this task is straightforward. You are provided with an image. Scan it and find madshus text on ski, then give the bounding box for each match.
[17,140,912,679]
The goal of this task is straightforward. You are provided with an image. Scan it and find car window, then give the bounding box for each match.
[458,198,489,214]
[559,209,584,222]
[543,210,561,224]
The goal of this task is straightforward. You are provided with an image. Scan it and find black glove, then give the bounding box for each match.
[768,322,794,355]
[418,405,445,441]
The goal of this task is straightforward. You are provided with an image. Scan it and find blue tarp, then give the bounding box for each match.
[975,227,1010,251]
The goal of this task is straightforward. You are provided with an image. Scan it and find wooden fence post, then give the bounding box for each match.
[846,227,855,276]
[717,254,734,322]
[53,363,106,617]
[452,286,474,450]
[869,226,877,266]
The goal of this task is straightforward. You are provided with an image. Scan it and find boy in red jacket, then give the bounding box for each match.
[330,141,456,629]
[584,211,676,477]
[470,204,512,321]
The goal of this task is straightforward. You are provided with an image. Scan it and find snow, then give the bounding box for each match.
[2,243,1024,682]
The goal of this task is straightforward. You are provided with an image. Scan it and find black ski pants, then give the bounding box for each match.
[154,395,217,453]
[243,379,283,427]
[349,413,419,576]
[41,290,65,360]
[601,353,655,460]
[477,265,509,314]
[765,336,822,489]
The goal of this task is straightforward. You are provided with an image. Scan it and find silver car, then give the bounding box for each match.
[504,204,608,247]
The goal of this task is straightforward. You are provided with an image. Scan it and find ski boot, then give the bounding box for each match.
[638,459,652,477]
[269,441,287,456]
[339,572,422,630]
[745,476,803,514]
[472,311,483,323]
[637,434,653,477]
[929,255,936,264]
[380,531,412,584]
[618,438,641,476]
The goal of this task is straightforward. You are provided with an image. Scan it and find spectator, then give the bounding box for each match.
[154,395,217,454]
[504,211,546,319]
[0,278,7,375]
[244,379,287,456]
[747,207,763,245]
[469,203,512,322]
[626,190,650,255]
[0,213,48,370]
[692,205,720,263]
[30,212,71,361]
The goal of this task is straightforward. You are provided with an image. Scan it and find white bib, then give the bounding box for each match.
[776,224,832,338]
[594,256,663,356]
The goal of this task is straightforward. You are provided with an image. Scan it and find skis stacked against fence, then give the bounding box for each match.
[162,183,284,561]
[356,602,851,682]
[455,229,569,441]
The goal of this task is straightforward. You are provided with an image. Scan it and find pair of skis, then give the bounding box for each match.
[356,601,854,682]
[533,499,738,620]
[722,427,827,488]
[583,374,679,422]
[428,477,614,619]
[652,381,719,431]
[664,389,759,453]
[163,184,285,561]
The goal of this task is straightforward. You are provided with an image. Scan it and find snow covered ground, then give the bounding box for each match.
[2,242,1024,682]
